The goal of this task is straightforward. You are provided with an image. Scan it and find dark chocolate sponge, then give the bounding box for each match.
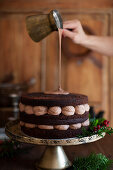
[21,126,89,139]
[20,112,89,125]
[21,92,88,107]
[20,92,89,139]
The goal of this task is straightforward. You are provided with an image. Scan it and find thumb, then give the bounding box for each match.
[62,29,75,40]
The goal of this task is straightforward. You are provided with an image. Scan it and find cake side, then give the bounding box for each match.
[19,92,90,139]
[20,112,89,125]
[21,126,89,139]
[20,92,88,106]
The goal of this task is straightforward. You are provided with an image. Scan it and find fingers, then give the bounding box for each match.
[63,20,81,29]
[63,19,80,25]
[62,29,75,39]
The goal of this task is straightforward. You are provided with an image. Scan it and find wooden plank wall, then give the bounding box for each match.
[0,0,113,11]
[0,13,41,91]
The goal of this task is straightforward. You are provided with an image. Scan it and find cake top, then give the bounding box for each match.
[20,92,88,107]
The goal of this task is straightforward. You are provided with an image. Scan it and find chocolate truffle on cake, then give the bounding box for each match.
[19,92,90,139]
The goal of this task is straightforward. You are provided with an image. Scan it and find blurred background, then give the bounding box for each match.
[0,0,113,131]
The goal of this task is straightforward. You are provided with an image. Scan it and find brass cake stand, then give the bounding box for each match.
[5,120,105,170]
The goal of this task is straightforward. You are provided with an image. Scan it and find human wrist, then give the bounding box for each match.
[79,34,91,46]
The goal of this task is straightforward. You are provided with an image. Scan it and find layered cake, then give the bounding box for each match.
[19,92,90,139]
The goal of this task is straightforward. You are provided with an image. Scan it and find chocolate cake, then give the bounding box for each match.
[19,92,90,139]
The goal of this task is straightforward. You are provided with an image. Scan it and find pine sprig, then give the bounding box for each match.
[97,126,113,136]
[77,117,113,138]
[73,153,113,170]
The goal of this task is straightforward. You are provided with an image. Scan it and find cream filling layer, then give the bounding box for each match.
[62,106,75,116]
[34,106,48,116]
[20,118,89,130]
[19,103,90,116]
[48,106,61,115]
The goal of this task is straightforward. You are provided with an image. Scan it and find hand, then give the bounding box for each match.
[63,20,88,45]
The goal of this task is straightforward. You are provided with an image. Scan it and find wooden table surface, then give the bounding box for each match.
[0,134,113,170]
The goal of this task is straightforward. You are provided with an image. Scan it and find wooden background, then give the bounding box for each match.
[0,1,113,125]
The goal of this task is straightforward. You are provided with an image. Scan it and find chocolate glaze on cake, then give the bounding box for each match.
[19,92,90,139]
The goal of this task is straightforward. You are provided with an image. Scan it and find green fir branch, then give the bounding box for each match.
[77,117,113,138]
[73,153,113,170]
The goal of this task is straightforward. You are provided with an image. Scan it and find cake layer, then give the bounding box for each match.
[21,126,89,139]
[20,111,89,125]
[21,93,88,107]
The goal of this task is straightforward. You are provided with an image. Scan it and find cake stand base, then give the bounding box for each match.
[36,146,71,169]
[5,120,105,170]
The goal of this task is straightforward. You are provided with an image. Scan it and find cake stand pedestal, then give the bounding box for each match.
[5,120,105,170]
